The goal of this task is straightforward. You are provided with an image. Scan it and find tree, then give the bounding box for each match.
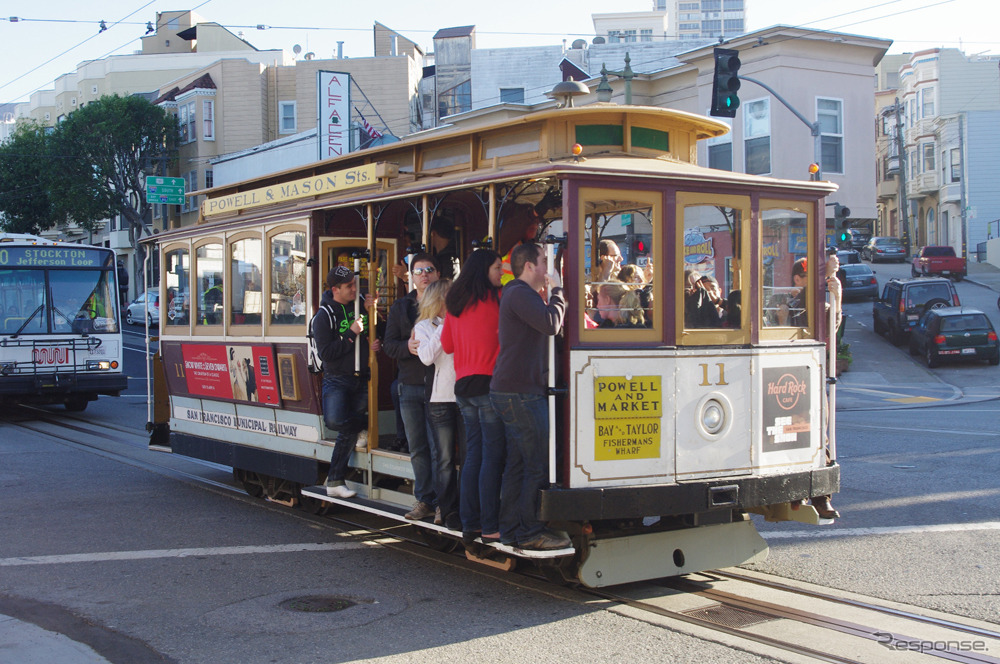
[0,121,57,234]
[52,94,178,284]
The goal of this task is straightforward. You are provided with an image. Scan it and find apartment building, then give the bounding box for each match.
[891,49,1000,256]
[655,0,747,41]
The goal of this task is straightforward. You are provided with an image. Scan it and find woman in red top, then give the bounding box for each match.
[441,249,505,543]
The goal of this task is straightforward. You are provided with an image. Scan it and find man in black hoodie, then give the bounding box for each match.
[314,265,381,498]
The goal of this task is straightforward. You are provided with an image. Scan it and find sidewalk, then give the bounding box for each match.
[963,259,1000,292]
[0,613,112,664]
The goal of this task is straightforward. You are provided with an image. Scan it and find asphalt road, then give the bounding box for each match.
[2,279,998,663]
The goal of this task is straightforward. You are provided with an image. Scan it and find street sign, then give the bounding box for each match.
[145,176,185,206]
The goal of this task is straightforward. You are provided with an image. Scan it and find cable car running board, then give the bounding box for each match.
[300,486,574,559]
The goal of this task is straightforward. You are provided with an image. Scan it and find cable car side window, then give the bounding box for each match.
[761,206,811,335]
[164,247,190,328]
[579,187,659,342]
[230,235,263,329]
[195,241,224,327]
[269,229,306,326]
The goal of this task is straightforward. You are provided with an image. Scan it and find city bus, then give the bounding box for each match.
[0,233,127,411]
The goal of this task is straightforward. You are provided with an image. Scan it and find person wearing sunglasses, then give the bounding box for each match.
[383,253,441,522]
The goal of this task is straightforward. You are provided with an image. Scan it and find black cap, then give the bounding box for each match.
[326,265,354,287]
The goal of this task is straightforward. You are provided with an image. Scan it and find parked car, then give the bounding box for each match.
[863,236,906,263]
[872,277,960,345]
[850,231,872,251]
[837,263,878,300]
[908,307,1000,367]
[911,245,966,280]
[836,249,861,265]
[125,291,159,325]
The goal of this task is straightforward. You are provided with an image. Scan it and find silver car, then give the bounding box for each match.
[125,291,160,325]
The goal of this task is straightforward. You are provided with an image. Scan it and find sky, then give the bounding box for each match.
[1,0,997,105]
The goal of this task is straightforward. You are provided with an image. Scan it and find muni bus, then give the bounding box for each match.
[147,104,840,587]
[0,233,127,411]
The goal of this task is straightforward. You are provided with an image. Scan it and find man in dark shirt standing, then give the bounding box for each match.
[313,265,381,498]
[490,243,569,550]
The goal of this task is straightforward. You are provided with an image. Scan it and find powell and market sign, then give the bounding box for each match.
[201,162,397,218]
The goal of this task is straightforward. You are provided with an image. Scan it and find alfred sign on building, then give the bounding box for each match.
[318,71,350,159]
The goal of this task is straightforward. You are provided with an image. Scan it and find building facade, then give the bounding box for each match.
[655,0,747,42]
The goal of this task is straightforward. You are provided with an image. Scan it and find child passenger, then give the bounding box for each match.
[413,280,461,531]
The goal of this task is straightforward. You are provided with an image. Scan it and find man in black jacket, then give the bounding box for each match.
[314,265,381,498]
[383,253,439,521]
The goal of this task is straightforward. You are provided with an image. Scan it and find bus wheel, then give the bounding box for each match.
[64,396,89,412]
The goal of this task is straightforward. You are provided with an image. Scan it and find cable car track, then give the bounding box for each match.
[7,407,1000,663]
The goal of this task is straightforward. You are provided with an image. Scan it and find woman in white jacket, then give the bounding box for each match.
[413,280,461,531]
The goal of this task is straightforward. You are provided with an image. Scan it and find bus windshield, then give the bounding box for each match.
[0,268,119,335]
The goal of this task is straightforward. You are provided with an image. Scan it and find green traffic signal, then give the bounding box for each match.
[711,48,741,118]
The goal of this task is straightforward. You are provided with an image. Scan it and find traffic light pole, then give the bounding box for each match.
[737,75,823,180]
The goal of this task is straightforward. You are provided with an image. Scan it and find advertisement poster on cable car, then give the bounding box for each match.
[180,344,281,406]
[762,366,811,451]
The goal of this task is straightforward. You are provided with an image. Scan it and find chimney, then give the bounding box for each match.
[337,41,344,59]
[391,35,397,56]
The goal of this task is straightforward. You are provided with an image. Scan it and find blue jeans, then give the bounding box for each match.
[457,393,506,533]
[491,391,549,544]
[428,402,460,519]
[322,374,367,483]
[398,382,436,506]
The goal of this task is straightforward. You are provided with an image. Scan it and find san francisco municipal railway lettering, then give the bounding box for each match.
[177,407,317,442]
[593,376,662,460]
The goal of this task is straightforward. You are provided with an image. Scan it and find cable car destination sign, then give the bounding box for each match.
[201,162,396,218]
[593,375,662,460]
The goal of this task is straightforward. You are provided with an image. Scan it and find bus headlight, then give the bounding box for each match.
[86,360,112,371]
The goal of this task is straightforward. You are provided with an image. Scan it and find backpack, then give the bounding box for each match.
[307,304,333,373]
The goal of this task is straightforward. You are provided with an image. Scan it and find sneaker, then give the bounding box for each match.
[355,429,369,449]
[434,506,443,525]
[325,482,356,499]
[519,531,571,551]
[404,501,435,520]
[444,512,462,531]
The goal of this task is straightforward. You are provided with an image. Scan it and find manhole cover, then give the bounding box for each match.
[279,595,358,613]
[681,603,776,629]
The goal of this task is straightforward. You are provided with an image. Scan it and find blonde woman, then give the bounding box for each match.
[413,280,461,531]
[617,289,647,328]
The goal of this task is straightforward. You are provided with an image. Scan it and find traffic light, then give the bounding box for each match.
[710,48,741,118]
[834,204,852,245]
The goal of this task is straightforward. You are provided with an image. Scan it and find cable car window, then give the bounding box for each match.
[762,209,809,328]
[580,189,657,339]
[270,230,306,326]
[681,205,741,330]
[164,248,190,327]
[231,237,263,327]
[196,243,224,326]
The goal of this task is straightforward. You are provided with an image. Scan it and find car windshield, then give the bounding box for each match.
[941,314,991,332]
[876,238,902,246]
[841,265,871,276]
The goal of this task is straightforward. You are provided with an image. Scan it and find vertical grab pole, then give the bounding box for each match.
[547,241,557,485]
[354,257,361,374]
[367,204,380,447]
[145,247,153,428]
[827,288,837,463]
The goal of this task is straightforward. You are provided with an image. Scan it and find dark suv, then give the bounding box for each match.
[872,277,961,345]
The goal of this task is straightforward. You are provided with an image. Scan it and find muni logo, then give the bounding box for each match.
[33,347,70,365]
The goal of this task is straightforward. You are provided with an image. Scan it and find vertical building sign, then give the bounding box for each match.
[318,71,351,159]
